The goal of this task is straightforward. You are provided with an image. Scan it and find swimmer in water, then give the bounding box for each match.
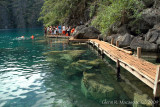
[31,35,34,39]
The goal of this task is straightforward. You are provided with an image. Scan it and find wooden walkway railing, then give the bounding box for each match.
[69,38,160,105]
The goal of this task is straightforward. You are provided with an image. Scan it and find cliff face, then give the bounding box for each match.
[0,0,44,29]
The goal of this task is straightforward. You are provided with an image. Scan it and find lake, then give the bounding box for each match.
[0,28,154,107]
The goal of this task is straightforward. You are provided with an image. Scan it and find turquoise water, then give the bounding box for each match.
[0,29,106,107]
[0,29,154,107]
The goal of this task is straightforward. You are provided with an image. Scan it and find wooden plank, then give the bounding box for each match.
[153,66,160,97]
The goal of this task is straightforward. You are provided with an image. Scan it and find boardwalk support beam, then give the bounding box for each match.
[116,60,121,81]
[137,47,141,58]
[101,50,105,59]
[153,66,160,107]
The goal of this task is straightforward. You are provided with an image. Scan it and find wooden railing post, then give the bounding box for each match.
[93,41,95,47]
[153,66,160,107]
[98,44,100,48]
[137,47,141,58]
[111,38,114,45]
[101,50,104,59]
[116,41,119,47]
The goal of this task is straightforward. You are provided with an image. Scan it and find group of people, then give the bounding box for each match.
[44,25,75,36]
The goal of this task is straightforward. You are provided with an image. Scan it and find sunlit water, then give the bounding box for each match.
[0,28,155,107]
[0,29,107,107]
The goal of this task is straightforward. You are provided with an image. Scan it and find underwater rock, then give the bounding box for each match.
[43,50,86,67]
[63,59,104,78]
[133,93,152,107]
[81,72,119,102]
[35,40,47,43]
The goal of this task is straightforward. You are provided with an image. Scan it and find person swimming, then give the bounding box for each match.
[31,35,34,39]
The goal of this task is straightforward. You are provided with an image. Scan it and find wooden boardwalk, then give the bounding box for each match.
[69,38,160,100]
[47,34,71,38]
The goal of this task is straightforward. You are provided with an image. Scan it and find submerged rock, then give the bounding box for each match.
[81,72,118,102]
[63,59,103,78]
[35,40,47,43]
[43,50,85,66]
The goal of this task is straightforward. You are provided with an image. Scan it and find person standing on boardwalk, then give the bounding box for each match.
[58,25,62,34]
[67,26,71,36]
[62,25,66,35]
[44,27,47,35]
[54,26,57,35]
[47,26,50,34]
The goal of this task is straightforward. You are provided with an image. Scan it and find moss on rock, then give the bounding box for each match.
[81,72,119,103]
[63,59,104,78]
[35,40,47,43]
[43,50,86,67]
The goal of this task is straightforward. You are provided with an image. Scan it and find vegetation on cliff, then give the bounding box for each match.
[91,0,143,34]
[39,0,143,34]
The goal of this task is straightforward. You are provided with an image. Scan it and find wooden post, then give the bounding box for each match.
[137,47,141,58]
[101,50,105,59]
[116,41,119,47]
[153,66,160,107]
[111,38,114,45]
[116,60,121,81]
[93,41,96,47]
[98,44,100,48]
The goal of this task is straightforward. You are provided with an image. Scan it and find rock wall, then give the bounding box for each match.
[100,0,160,52]
[0,0,44,29]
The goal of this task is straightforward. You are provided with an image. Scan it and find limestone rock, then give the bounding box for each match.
[142,8,160,26]
[142,0,154,7]
[116,33,134,47]
[130,37,157,51]
[74,26,101,39]
[128,19,152,35]
[154,0,160,9]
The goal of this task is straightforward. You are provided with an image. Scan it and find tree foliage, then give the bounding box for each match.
[91,0,144,35]
[39,0,81,26]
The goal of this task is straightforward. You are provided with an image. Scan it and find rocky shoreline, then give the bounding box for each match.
[72,0,160,52]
